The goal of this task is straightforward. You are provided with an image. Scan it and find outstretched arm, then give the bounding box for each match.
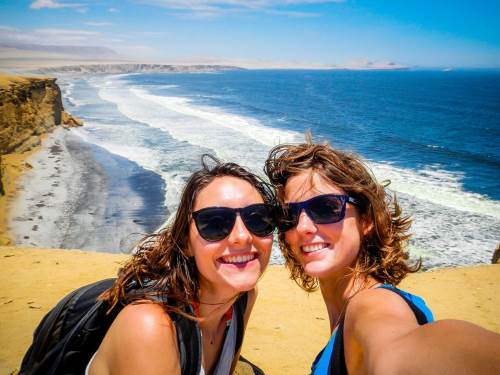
[345,288,500,375]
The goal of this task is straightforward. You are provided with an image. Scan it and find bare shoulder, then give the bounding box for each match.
[343,287,423,374]
[90,302,181,375]
[347,287,420,326]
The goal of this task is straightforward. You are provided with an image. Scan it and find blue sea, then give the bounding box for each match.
[59,70,500,269]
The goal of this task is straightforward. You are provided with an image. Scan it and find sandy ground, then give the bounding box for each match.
[0,149,41,246]
[0,246,498,375]
[2,126,165,252]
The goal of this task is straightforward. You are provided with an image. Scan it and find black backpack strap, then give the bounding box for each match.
[171,306,202,375]
[329,287,430,375]
[234,292,249,354]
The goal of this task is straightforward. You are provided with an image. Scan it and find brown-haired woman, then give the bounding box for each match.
[87,156,276,374]
[265,140,500,375]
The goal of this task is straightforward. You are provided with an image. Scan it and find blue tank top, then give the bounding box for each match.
[311,285,434,375]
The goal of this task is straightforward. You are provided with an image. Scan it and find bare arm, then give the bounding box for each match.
[89,303,181,375]
[345,288,500,375]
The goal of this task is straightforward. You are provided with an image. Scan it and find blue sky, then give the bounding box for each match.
[0,0,499,68]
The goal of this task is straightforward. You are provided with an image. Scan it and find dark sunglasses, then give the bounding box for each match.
[192,203,276,242]
[277,194,358,232]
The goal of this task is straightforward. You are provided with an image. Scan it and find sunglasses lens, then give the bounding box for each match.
[194,208,235,241]
[277,195,348,232]
[308,195,345,224]
[241,204,276,237]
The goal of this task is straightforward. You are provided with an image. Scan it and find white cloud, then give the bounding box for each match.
[137,0,343,15]
[84,21,113,26]
[139,0,343,8]
[0,26,106,45]
[0,25,18,32]
[108,7,119,12]
[266,9,320,17]
[33,28,101,43]
[30,0,86,10]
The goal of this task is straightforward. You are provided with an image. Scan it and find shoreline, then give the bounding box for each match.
[0,246,498,374]
[0,147,41,246]
[5,127,167,252]
[1,71,167,253]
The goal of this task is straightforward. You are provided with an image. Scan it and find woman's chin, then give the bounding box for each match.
[302,261,338,279]
[218,271,261,293]
[216,257,266,291]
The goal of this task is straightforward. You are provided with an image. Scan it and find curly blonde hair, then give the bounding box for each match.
[264,141,419,292]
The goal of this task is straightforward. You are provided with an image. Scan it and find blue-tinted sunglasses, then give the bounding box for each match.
[277,194,358,232]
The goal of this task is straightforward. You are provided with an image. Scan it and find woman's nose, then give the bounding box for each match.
[227,214,252,245]
[296,210,317,236]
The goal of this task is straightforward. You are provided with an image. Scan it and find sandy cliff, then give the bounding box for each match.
[0,73,82,245]
[0,246,498,374]
[0,74,82,153]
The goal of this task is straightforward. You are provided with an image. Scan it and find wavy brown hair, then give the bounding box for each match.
[264,141,419,292]
[100,155,275,314]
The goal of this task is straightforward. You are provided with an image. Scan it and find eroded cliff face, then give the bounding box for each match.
[0,75,82,154]
[0,74,82,245]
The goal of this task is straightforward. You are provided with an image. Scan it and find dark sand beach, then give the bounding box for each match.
[7,128,167,252]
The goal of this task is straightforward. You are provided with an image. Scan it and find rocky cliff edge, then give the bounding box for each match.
[0,73,82,245]
[0,74,82,154]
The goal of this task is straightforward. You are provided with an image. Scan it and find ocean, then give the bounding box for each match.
[57,70,500,268]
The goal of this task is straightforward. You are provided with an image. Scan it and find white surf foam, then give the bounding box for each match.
[72,122,190,212]
[93,76,500,220]
[72,74,499,267]
[156,84,179,89]
[370,162,500,219]
[130,87,298,147]
[95,77,299,176]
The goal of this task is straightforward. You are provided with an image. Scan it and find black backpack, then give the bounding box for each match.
[20,278,249,375]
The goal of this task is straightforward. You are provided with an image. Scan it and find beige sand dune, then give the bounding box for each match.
[0,246,498,374]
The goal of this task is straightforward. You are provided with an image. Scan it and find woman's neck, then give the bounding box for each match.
[319,273,377,332]
[197,284,237,328]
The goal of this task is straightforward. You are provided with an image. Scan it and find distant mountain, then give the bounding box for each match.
[0,43,119,59]
[37,63,245,74]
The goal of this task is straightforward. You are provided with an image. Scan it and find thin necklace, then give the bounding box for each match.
[202,331,216,345]
[201,320,226,345]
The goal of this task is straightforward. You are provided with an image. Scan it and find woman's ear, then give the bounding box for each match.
[361,218,374,236]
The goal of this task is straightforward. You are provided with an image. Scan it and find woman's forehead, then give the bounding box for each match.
[284,170,344,202]
[194,176,263,209]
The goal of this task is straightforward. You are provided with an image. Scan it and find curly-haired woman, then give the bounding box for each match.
[265,140,500,375]
[88,156,275,375]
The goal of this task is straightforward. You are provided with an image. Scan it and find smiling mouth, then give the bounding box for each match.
[218,253,258,265]
[301,243,330,253]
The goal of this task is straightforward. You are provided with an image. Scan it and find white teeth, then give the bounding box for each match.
[221,254,256,264]
[302,244,328,253]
